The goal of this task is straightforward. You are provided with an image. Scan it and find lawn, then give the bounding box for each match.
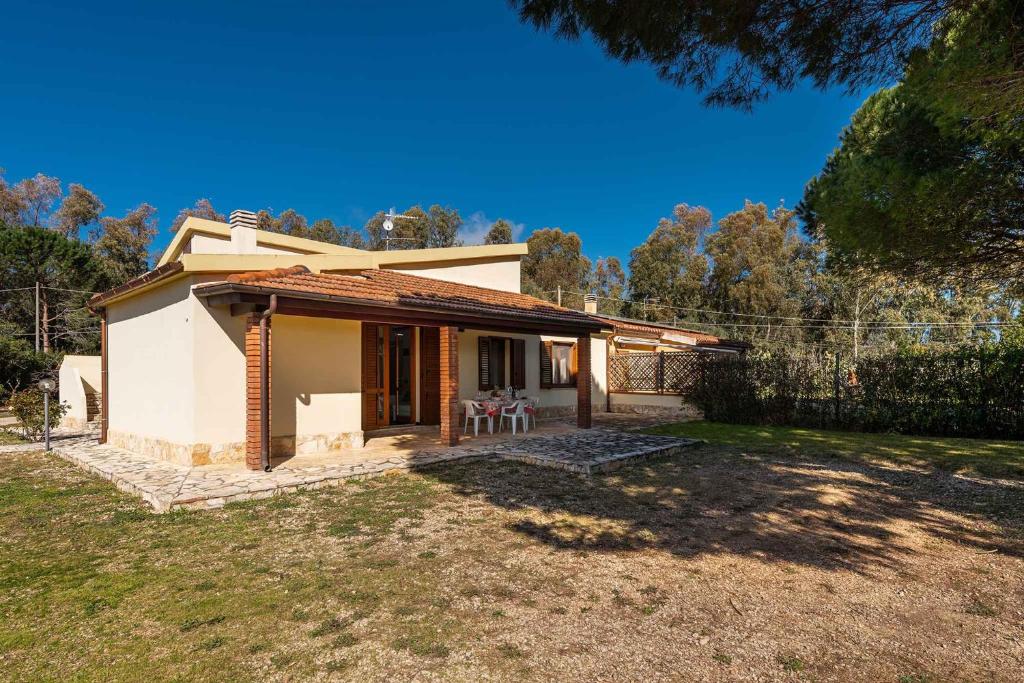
[0,428,29,446]
[647,421,1024,480]
[1,425,1023,682]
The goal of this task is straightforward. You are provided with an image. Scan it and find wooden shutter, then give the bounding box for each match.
[419,327,440,425]
[510,339,526,389]
[539,340,553,389]
[490,338,506,389]
[478,336,490,390]
[362,323,387,431]
[570,342,578,387]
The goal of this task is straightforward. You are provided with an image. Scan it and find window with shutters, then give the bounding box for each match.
[479,336,526,390]
[540,340,576,388]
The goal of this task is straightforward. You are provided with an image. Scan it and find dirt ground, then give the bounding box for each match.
[1,429,1023,682]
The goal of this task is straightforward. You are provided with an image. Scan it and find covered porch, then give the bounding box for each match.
[193,266,607,471]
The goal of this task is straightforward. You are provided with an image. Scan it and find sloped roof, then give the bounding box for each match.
[196,266,606,332]
[591,313,748,348]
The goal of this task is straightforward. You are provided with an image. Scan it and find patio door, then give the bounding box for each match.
[389,326,414,425]
[362,323,419,430]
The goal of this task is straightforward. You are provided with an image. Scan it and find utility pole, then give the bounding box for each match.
[556,286,562,307]
[34,281,40,352]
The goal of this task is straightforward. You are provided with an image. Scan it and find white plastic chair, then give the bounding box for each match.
[499,399,529,435]
[525,395,540,430]
[462,400,492,436]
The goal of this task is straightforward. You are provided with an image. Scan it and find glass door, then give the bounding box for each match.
[389,326,414,424]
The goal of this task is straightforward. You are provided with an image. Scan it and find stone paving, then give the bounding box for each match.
[41,420,701,512]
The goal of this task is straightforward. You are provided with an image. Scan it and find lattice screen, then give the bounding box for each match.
[608,351,707,395]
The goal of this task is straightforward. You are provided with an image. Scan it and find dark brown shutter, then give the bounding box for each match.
[419,327,440,425]
[478,336,490,390]
[539,340,553,389]
[490,338,506,389]
[362,323,386,431]
[511,338,526,389]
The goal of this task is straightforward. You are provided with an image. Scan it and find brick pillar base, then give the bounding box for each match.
[439,326,459,446]
[245,313,271,469]
[576,335,592,429]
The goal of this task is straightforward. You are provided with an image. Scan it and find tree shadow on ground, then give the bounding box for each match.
[424,444,1024,575]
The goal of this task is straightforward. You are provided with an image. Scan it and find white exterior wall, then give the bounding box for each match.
[188,233,231,254]
[106,278,198,446]
[270,316,362,439]
[391,258,521,293]
[58,355,101,428]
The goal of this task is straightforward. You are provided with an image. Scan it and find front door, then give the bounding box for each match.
[362,323,418,430]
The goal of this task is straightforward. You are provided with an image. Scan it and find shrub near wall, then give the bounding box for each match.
[693,345,1024,439]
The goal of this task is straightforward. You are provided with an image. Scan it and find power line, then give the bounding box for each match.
[559,290,1015,329]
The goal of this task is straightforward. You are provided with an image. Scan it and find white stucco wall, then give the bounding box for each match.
[106,278,198,444]
[391,258,522,293]
[58,355,101,427]
[188,232,231,255]
[270,315,362,438]
[190,281,247,447]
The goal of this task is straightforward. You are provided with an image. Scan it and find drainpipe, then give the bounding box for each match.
[260,294,277,472]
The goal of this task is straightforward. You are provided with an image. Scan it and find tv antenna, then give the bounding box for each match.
[381,207,419,250]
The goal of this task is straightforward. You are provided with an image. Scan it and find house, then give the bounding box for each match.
[584,309,748,418]
[587,311,750,355]
[87,211,609,470]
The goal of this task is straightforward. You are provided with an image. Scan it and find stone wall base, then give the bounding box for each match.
[108,429,366,466]
[609,400,703,420]
[536,405,577,419]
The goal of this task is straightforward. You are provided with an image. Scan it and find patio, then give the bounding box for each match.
[51,414,701,512]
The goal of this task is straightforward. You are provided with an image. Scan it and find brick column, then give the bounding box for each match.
[439,326,459,446]
[576,334,592,429]
[245,313,270,470]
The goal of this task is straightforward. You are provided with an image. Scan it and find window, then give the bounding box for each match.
[478,336,526,390]
[540,340,577,388]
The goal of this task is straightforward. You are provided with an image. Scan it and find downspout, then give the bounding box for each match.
[260,294,277,472]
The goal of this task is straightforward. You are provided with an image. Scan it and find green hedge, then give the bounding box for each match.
[692,345,1024,439]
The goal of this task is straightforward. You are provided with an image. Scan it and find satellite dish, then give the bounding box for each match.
[380,206,417,249]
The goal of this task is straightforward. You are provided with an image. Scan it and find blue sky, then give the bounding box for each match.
[1,1,868,266]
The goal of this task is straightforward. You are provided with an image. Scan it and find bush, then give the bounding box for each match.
[0,333,61,404]
[8,389,67,440]
[692,344,1024,439]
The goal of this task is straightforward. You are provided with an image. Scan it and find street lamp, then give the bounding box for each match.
[38,378,55,452]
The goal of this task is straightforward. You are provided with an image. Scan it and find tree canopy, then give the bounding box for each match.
[484,219,515,245]
[521,228,591,301]
[511,0,957,108]
[627,204,710,323]
[799,1,1024,288]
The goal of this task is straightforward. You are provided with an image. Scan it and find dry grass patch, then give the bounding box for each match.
[2,427,1023,681]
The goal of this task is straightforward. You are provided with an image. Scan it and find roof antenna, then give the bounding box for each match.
[381,207,418,251]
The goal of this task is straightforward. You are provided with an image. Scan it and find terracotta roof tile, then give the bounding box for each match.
[592,314,746,347]
[208,266,604,329]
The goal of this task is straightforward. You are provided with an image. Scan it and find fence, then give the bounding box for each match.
[608,351,707,395]
[691,346,1024,440]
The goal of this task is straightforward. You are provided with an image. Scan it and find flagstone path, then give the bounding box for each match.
[43,425,700,512]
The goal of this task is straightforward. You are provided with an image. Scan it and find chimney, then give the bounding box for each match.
[229,209,259,254]
[583,293,598,314]
[229,209,258,230]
